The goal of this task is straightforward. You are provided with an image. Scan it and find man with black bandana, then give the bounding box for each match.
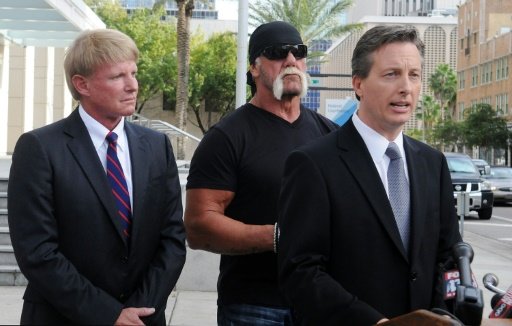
[184,21,338,325]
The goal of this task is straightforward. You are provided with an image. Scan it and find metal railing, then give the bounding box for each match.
[128,113,201,162]
[129,113,201,142]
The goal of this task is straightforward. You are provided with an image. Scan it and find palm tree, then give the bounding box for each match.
[428,63,457,121]
[249,0,361,63]
[174,0,194,160]
[417,95,441,144]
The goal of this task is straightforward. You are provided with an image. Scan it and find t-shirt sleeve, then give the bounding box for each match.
[186,127,238,192]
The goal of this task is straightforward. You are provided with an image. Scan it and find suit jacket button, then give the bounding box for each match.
[410,272,418,281]
[121,256,128,263]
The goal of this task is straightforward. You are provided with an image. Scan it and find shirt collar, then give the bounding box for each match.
[78,106,127,152]
[352,110,404,162]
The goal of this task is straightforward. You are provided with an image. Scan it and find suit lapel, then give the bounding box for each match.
[403,137,427,263]
[125,122,149,243]
[337,120,408,261]
[64,110,128,246]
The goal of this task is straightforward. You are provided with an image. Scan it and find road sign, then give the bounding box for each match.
[310,77,320,86]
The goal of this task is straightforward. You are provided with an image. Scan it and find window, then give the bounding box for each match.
[496,57,508,81]
[502,58,506,79]
[481,62,492,84]
[481,97,491,105]
[471,66,478,87]
[506,93,509,114]
[458,102,465,120]
[458,71,465,89]
[497,59,502,80]
[496,93,509,115]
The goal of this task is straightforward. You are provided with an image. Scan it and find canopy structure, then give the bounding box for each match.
[0,0,105,48]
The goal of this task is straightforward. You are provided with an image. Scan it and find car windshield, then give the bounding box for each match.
[488,167,512,179]
[447,157,478,174]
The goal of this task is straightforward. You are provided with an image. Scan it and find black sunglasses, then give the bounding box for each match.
[260,44,308,60]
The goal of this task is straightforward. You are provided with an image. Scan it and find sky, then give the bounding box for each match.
[217,0,260,21]
[216,0,238,20]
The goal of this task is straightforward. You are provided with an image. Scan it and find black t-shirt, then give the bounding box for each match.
[187,103,338,307]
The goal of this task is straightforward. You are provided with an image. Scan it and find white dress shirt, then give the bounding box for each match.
[78,106,133,209]
[351,111,409,198]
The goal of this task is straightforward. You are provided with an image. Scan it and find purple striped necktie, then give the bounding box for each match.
[106,132,132,238]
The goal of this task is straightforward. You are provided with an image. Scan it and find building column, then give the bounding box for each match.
[34,47,55,129]
[7,44,35,155]
[53,47,73,120]
[0,39,10,156]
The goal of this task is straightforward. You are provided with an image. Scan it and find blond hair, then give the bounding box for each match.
[64,29,139,100]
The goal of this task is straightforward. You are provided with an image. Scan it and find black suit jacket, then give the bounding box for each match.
[278,119,461,326]
[8,109,186,325]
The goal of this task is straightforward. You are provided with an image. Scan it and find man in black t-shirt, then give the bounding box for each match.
[185,21,338,325]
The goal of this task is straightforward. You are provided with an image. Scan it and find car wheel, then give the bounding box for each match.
[477,207,492,220]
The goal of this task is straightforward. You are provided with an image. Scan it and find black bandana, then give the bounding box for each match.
[248,21,303,65]
[246,21,303,90]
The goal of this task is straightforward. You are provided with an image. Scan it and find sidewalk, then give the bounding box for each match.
[0,288,218,326]
[1,230,511,325]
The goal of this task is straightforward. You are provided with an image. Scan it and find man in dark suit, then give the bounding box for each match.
[277,25,462,325]
[8,29,186,325]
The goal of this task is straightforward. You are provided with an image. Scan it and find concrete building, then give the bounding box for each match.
[317,15,458,131]
[0,0,105,156]
[456,0,512,122]
[122,0,218,19]
[347,0,462,22]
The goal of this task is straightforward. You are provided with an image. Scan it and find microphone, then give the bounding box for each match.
[452,242,484,325]
[483,273,507,313]
[453,242,473,287]
[483,273,506,296]
[491,293,505,310]
[489,284,512,318]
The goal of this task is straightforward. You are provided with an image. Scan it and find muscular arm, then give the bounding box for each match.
[184,188,274,255]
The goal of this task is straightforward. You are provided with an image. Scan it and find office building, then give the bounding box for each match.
[121,0,218,19]
[456,0,512,121]
[347,0,462,22]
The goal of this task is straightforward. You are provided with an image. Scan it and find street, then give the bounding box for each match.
[462,203,512,312]
[463,204,512,247]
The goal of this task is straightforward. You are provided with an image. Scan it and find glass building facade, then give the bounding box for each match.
[120,0,218,19]
[302,39,333,111]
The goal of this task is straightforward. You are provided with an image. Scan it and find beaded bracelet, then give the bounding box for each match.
[273,222,280,254]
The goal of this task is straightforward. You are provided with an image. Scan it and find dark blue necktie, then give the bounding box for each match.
[386,142,410,253]
[106,132,132,238]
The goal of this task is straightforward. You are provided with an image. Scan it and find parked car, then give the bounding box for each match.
[472,158,491,175]
[483,166,512,204]
[444,152,494,219]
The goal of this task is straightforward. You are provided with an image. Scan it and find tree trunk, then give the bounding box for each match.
[175,0,194,159]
